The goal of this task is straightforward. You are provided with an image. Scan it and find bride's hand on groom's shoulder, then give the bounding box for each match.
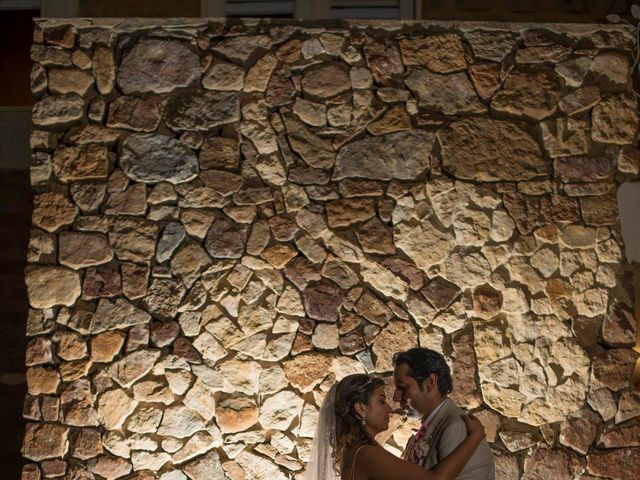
[461,413,486,440]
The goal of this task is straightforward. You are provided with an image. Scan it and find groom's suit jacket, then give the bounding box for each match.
[402,398,495,480]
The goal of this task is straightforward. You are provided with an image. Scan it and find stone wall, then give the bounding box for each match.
[23,18,640,480]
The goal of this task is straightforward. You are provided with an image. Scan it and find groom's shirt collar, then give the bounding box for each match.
[422,398,447,427]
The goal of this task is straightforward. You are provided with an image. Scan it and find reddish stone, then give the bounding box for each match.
[72,428,103,460]
[356,217,395,255]
[362,36,404,86]
[587,449,640,480]
[291,332,313,355]
[469,63,502,100]
[421,276,460,310]
[90,331,125,363]
[82,264,121,300]
[121,263,149,300]
[598,424,640,448]
[284,257,321,290]
[266,64,295,108]
[283,353,332,392]
[355,291,393,326]
[339,331,367,355]
[450,329,482,409]
[616,391,640,423]
[21,423,69,461]
[559,408,599,454]
[40,459,66,477]
[473,284,502,318]
[591,348,639,391]
[125,324,149,352]
[550,193,581,224]
[522,447,579,480]
[554,156,613,182]
[380,258,424,291]
[200,137,239,171]
[173,337,202,363]
[502,191,548,235]
[601,303,637,348]
[268,214,299,242]
[21,464,41,480]
[326,198,376,228]
[303,281,343,322]
[25,338,53,366]
[205,218,248,259]
[150,320,180,348]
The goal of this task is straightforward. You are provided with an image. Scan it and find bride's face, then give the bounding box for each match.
[362,386,392,434]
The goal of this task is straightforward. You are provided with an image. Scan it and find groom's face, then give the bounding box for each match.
[393,362,428,417]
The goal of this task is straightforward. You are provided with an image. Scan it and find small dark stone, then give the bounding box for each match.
[303,281,344,322]
[421,276,461,310]
[150,321,180,348]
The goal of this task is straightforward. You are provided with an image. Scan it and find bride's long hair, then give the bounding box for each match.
[334,374,385,470]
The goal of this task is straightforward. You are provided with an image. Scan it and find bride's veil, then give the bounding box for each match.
[305,383,339,480]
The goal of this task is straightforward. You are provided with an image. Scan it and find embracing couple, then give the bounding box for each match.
[306,348,495,480]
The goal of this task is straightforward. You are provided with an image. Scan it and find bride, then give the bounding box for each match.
[305,374,486,480]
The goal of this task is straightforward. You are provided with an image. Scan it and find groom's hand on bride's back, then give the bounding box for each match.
[460,413,485,439]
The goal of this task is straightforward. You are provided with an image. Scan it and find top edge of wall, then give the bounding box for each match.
[32,17,634,34]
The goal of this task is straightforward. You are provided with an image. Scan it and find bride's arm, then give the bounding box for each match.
[360,414,485,480]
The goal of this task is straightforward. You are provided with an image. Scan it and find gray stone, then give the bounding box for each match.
[166,91,240,131]
[120,133,199,184]
[301,61,351,99]
[283,115,335,169]
[33,94,84,128]
[91,297,151,334]
[118,38,201,94]
[156,222,186,263]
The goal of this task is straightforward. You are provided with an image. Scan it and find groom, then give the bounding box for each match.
[393,348,495,479]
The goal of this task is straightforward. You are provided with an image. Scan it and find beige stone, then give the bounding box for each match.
[97,389,137,430]
[25,266,81,308]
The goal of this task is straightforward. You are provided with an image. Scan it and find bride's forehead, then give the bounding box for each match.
[371,385,386,396]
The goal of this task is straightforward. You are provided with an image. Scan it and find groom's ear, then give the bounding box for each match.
[426,373,438,392]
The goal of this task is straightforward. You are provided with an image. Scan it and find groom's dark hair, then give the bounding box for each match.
[393,348,453,395]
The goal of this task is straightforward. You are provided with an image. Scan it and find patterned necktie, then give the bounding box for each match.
[408,422,428,464]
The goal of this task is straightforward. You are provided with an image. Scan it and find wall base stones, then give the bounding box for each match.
[24,18,640,479]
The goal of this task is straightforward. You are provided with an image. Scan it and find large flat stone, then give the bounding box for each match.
[90,297,151,334]
[492,68,561,121]
[33,94,84,128]
[405,70,484,115]
[52,144,109,183]
[120,133,199,184]
[59,232,113,269]
[438,118,548,181]
[25,266,81,308]
[333,130,433,181]
[166,91,240,132]
[118,38,201,94]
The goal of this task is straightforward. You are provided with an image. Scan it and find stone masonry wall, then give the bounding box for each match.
[23,17,640,480]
